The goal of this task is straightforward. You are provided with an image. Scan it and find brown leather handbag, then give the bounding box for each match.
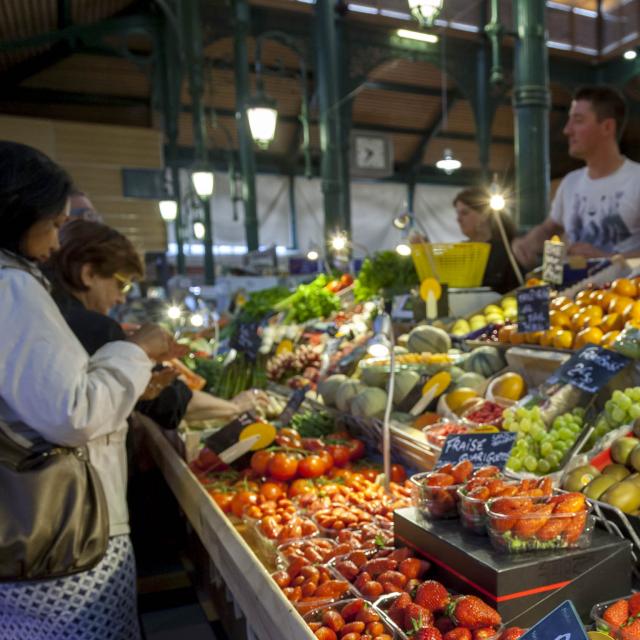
[0,420,109,581]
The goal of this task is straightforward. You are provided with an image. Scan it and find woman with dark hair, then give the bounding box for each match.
[0,141,181,640]
[454,187,521,294]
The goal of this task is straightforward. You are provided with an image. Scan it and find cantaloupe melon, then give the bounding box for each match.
[335,380,365,412]
[462,346,506,377]
[448,366,465,382]
[350,387,388,419]
[318,374,347,407]
[360,366,389,389]
[453,371,487,393]
[393,370,420,406]
[407,325,451,354]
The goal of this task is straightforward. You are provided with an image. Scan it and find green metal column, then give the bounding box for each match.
[288,174,299,250]
[513,0,550,230]
[315,0,351,258]
[158,10,186,275]
[475,45,492,181]
[233,0,259,252]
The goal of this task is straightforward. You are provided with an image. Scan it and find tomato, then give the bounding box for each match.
[317,449,334,473]
[230,490,258,519]
[301,438,325,451]
[314,629,337,640]
[360,468,379,482]
[326,444,350,467]
[250,450,274,476]
[209,491,233,513]
[288,478,316,498]
[340,273,353,287]
[390,464,407,483]
[260,481,285,501]
[347,439,366,461]
[298,455,326,479]
[268,452,300,481]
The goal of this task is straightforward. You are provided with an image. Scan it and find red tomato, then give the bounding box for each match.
[250,450,274,476]
[317,449,334,473]
[288,478,316,498]
[340,273,354,287]
[347,439,366,461]
[209,491,233,513]
[268,452,299,481]
[230,490,258,519]
[326,444,350,467]
[390,464,407,483]
[298,455,326,479]
[260,481,284,501]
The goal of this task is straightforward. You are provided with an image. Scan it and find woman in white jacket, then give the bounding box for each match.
[0,141,181,640]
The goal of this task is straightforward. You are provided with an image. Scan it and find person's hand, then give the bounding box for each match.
[232,390,269,414]
[511,236,539,270]
[139,367,179,401]
[567,242,610,259]
[127,323,187,362]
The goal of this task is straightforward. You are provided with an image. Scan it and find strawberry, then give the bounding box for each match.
[500,629,526,640]
[623,618,640,639]
[404,603,434,631]
[603,598,629,628]
[387,592,412,627]
[552,492,586,514]
[564,511,587,544]
[446,596,502,631]
[443,628,472,640]
[435,617,455,634]
[412,628,443,640]
[451,460,474,484]
[473,629,498,639]
[415,580,450,612]
[513,504,553,539]
[630,593,640,617]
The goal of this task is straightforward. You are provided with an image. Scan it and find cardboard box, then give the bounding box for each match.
[394,507,632,627]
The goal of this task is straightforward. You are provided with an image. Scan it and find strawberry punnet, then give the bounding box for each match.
[445,595,502,630]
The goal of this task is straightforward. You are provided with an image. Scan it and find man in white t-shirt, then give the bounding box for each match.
[512,86,640,269]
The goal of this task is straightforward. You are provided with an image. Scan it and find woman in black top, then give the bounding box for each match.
[453,187,521,294]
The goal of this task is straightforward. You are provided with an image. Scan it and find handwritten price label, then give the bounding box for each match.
[542,240,566,285]
[230,322,262,362]
[548,345,630,393]
[517,285,550,334]
[437,432,516,469]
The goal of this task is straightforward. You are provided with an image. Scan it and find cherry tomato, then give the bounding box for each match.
[347,439,366,461]
[250,450,274,476]
[260,481,285,501]
[268,452,299,481]
[317,450,334,473]
[288,478,316,498]
[209,491,233,513]
[390,464,407,483]
[326,444,350,467]
[230,490,258,519]
[298,455,326,479]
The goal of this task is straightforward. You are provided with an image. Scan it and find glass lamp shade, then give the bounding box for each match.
[407,0,443,25]
[247,106,278,147]
[436,149,462,174]
[193,221,206,240]
[159,200,177,221]
[191,171,215,198]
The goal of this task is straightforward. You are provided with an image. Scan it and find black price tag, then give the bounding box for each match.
[278,386,309,426]
[437,432,516,469]
[230,322,262,361]
[548,344,630,393]
[517,285,550,334]
[203,411,258,454]
[520,600,587,640]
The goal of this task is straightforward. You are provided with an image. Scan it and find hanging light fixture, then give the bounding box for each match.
[330,232,348,252]
[247,93,278,149]
[193,220,206,240]
[159,200,177,222]
[489,173,506,211]
[624,49,638,60]
[407,0,443,28]
[436,148,461,174]
[393,213,412,230]
[395,242,412,256]
[191,171,215,198]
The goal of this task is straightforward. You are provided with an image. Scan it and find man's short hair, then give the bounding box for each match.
[573,85,628,140]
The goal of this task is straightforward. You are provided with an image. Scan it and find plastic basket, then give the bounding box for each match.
[410,242,490,287]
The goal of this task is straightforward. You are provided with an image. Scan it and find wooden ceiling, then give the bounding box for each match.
[0,0,639,183]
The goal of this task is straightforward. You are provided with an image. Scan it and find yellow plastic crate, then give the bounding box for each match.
[410,242,491,288]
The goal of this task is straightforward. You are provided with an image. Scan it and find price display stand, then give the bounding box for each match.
[517,286,550,334]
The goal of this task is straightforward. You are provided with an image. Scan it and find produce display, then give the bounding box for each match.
[593,594,640,639]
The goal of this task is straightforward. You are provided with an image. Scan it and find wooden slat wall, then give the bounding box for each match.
[0,114,165,254]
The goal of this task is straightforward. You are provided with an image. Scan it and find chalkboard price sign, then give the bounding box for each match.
[520,600,588,640]
[436,432,517,469]
[517,285,550,334]
[230,322,262,361]
[548,344,630,393]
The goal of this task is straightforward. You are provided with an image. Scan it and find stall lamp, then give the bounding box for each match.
[193,221,206,240]
[366,312,395,493]
[307,249,320,261]
[396,242,412,256]
[159,200,177,222]
[396,29,438,44]
[436,148,462,174]
[191,171,215,198]
[247,94,278,149]
[489,174,506,211]
[167,305,182,320]
[330,233,348,252]
[407,0,443,27]
[393,213,411,230]
[624,49,637,60]
[190,312,204,328]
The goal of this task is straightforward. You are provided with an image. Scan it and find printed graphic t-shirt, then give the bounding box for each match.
[550,158,640,255]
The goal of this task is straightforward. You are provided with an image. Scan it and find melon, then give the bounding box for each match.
[317,374,347,407]
[360,366,389,389]
[335,380,366,412]
[454,372,487,393]
[462,346,506,377]
[350,387,388,419]
[394,346,409,355]
[393,370,421,406]
[448,366,465,382]
[407,325,451,354]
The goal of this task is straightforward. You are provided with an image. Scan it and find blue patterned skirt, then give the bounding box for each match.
[0,535,140,640]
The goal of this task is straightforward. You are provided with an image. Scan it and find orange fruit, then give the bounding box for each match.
[527,331,544,345]
[582,305,603,321]
[601,312,624,333]
[602,330,620,348]
[612,278,637,298]
[575,290,592,307]
[609,295,635,316]
[595,290,616,311]
[509,329,526,345]
[552,329,574,350]
[551,296,571,311]
[527,278,543,287]
[560,302,579,317]
[550,310,572,329]
[539,330,554,347]
[587,289,602,304]
[498,325,517,342]
[624,301,640,323]
[574,326,604,349]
